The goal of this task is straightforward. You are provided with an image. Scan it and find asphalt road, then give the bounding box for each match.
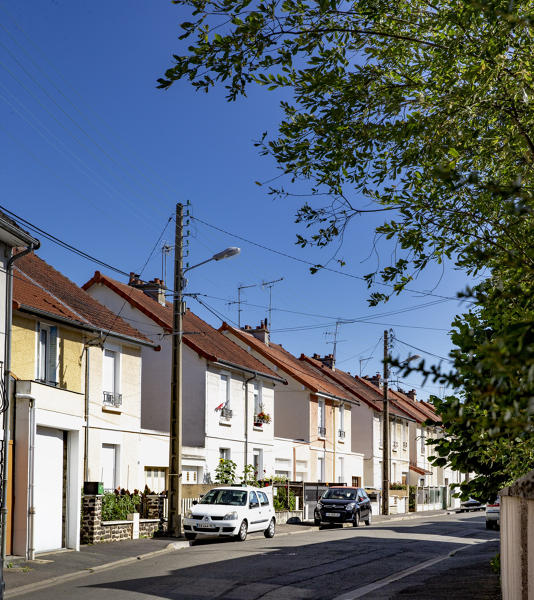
[15,513,500,600]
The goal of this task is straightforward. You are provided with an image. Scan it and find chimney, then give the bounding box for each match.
[314,353,335,370]
[365,373,382,388]
[407,389,417,402]
[128,274,166,306]
[247,319,269,345]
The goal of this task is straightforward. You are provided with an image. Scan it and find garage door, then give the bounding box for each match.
[34,427,64,552]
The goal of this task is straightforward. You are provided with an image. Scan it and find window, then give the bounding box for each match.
[249,491,259,507]
[337,456,344,483]
[378,416,383,447]
[253,382,262,417]
[258,491,270,506]
[253,448,263,477]
[145,467,167,492]
[101,444,118,491]
[37,323,58,385]
[317,456,325,482]
[318,399,325,437]
[420,432,426,454]
[219,448,230,461]
[338,404,345,437]
[103,348,122,407]
[219,373,232,419]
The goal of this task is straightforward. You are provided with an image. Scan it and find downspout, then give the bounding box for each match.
[83,345,90,481]
[2,243,37,569]
[243,374,257,468]
[14,393,35,560]
[332,402,336,483]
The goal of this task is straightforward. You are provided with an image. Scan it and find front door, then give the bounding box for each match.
[34,427,65,553]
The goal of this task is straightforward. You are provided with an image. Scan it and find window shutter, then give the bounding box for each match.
[48,326,58,384]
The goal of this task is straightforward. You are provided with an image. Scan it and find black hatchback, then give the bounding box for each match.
[314,487,372,527]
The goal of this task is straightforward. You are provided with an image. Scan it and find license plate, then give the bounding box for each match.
[198,522,214,528]
[326,512,340,517]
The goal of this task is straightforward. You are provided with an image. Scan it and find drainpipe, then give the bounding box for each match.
[2,243,37,576]
[332,402,336,483]
[243,374,256,468]
[14,393,35,560]
[83,345,90,482]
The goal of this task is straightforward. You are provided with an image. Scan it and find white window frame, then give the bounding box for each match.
[36,322,59,385]
[317,455,325,482]
[103,345,121,395]
[339,404,345,433]
[337,456,344,483]
[318,399,325,437]
[253,381,262,417]
[219,447,231,461]
[253,448,263,477]
[101,443,119,491]
[219,372,230,409]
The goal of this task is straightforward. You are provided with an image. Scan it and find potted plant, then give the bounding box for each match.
[254,411,271,426]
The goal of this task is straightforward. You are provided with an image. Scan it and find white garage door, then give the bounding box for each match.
[34,427,64,552]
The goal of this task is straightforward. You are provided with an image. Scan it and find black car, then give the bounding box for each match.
[314,487,372,527]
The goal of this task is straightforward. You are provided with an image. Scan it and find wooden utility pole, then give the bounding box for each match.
[381,330,390,515]
[168,203,184,537]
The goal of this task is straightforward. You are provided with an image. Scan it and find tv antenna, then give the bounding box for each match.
[325,320,349,369]
[228,283,258,327]
[261,277,284,329]
[161,242,173,285]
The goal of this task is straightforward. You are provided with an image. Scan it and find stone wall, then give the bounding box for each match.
[81,495,165,544]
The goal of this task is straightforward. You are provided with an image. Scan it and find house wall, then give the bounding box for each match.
[12,315,39,380]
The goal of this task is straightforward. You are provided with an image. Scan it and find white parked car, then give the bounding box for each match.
[183,486,276,542]
[485,498,500,530]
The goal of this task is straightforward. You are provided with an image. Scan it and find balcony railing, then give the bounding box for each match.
[103,391,122,408]
[392,440,399,451]
[318,426,326,437]
[403,441,408,450]
[220,407,233,420]
[338,429,346,439]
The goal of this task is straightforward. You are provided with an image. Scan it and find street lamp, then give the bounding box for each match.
[381,331,421,516]
[168,202,240,538]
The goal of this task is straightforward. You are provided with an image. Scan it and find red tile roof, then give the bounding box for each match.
[300,355,414,419]
[13,253,152,344]
[220,325,359,402]
[82,271,284,381]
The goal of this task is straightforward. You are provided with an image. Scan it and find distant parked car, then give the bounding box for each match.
[485,498,500,530]
[459,498,485,512]
[183,486,275,542]
[314,487,372,527]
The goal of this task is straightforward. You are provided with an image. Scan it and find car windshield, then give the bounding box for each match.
[199,489,248,506]
[322,489,357,501]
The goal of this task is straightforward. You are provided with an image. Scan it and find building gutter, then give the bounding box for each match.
[315,391,360,406]
[15,305,158,349]
[2,242,39,582]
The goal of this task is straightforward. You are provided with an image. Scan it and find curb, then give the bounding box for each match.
[5,511,451,597]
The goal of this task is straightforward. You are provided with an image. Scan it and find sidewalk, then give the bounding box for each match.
[4,509,453,597]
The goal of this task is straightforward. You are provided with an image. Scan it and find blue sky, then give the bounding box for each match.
[1,0,472,399]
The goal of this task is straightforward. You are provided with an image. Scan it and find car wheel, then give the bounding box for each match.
[185,532,196,541]
[236,520,248,542]
[365,511,372,526]
[264,518,276,538]
[352,511,360,527]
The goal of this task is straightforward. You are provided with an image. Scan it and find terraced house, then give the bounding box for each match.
[10,253,156,557]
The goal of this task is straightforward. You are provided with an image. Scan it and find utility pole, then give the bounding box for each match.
[168,203,184,537]
[381,330,390,516]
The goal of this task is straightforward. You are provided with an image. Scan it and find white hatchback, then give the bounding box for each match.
[183,486,276,542]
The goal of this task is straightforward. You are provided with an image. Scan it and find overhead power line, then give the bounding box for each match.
[190,215,462,302]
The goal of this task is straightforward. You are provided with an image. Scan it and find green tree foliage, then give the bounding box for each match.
[215,458,237,484]
[160,0,534,491]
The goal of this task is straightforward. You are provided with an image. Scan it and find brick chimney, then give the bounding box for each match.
[407,389,417,401]
[246,319,269,345]
[128,273,166,306]
[312,353,335,370]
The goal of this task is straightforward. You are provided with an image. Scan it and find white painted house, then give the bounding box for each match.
[10,252,156,557]
[83,273,286,486]
[220,322,365,485]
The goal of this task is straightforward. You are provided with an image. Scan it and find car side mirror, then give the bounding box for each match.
[192,500,198,505]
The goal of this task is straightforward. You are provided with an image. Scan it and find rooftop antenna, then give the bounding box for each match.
[359,356,373,377]
[325,320,348,371]
[227,283,258,327]
[261,277,284,329]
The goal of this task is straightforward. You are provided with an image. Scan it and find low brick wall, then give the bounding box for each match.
[81,495,165,544]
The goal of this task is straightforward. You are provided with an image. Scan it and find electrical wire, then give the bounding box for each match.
[394,337,453,363]
[190,215,463,302]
